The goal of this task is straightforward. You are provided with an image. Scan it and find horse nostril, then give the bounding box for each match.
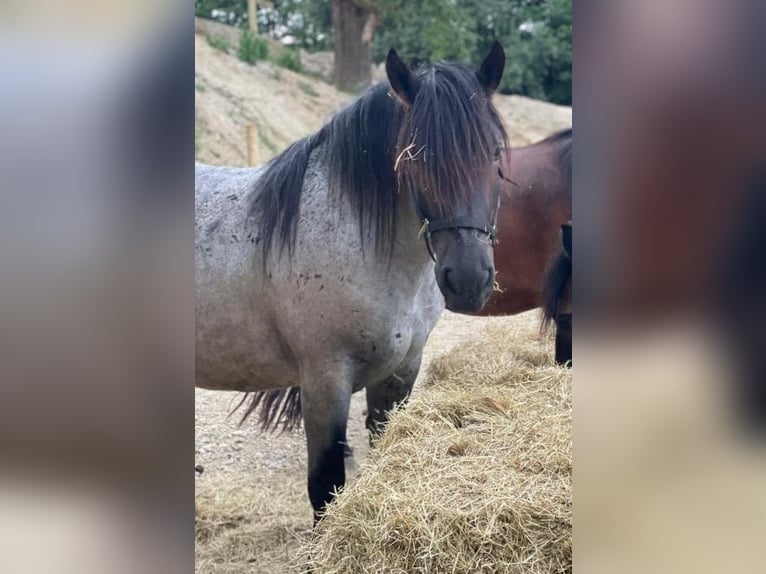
[442,268,457,294]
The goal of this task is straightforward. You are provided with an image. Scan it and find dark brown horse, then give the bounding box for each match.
[474,129,572,363]
[480,129,571,315]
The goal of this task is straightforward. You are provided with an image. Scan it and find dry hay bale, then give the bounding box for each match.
[299,324,572,574]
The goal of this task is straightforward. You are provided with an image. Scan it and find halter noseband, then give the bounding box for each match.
[416,195,501,263]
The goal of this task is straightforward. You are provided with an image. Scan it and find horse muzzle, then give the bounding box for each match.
[436,262,495,313]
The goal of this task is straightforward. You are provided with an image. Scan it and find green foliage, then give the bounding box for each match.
[373,0,476,65]
[273,48,303,72]
[238,30,270,64]
[374,0,571,105]
[465,0,572,104]
[205,33,230,53]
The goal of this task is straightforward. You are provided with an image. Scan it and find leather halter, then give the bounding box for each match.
[416,194,501,262]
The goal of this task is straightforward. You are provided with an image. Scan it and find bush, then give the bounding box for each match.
[273,48,302,72]
[238,30,269,64]
[205,33,230,53]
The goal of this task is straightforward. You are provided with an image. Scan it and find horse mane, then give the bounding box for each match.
[541,247,572,331]
[248,62,507,262]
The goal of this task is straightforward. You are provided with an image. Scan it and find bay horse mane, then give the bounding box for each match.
[248,61,507,262]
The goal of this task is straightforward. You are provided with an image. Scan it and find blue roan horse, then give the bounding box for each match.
[196,44,509,522]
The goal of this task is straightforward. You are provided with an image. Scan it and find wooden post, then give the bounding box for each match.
[246,124,260,166]
[247,0,258,32]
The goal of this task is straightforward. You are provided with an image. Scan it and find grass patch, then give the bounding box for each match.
[273,48,302,72]
[205,33,230,53]
[196,82,206,93]
[298,81,319,97]
[238,30,269,64]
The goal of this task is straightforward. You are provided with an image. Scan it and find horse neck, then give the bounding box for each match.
[512,144,556,187]
[511,144,571,212]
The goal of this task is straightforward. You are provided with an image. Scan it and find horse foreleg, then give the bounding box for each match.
[555,313,572,366]
[365,355,421,445]
[301,368,352,525]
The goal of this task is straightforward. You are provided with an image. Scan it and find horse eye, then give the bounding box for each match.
[494,147,502,161]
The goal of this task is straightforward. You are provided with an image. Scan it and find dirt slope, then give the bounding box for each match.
[195,34,349,167]
[194,32,571,167]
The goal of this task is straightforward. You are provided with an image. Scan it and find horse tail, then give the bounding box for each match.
[541,249,572,332]
[235,387,302,433]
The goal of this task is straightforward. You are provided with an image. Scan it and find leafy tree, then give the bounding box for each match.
[374,0,571,104]
[373,0,476,65]
[461,0,571,104]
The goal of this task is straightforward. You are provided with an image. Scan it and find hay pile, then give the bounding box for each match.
[196,475,311,573]
[300,325,572,574]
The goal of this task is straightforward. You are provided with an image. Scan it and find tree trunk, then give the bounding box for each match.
[332,0,376,92]
[247,0,257,32]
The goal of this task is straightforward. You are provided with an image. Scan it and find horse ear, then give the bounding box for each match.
[561,223,572,260]
[386,49,418,107]
[477,41,505,94]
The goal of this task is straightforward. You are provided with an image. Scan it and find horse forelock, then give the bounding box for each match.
[396,63,508,218]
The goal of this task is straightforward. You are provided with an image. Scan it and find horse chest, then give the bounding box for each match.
[268,271,438,389]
